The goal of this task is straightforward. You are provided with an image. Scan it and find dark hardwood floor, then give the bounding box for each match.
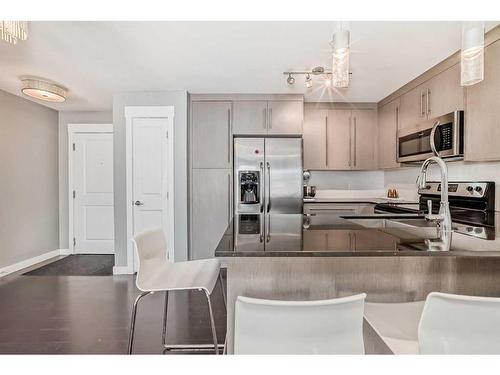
[0,273,226,354]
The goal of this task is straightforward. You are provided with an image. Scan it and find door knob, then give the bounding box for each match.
[134,200,144,206]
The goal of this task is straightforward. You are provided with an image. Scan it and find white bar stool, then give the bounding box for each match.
[127,228,226,354]
[418,292,500,354]
[234,293,366,354]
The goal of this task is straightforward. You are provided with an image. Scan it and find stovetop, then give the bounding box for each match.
[375,181,496,240]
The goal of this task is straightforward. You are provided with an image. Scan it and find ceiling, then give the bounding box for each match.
[0,21,498,111]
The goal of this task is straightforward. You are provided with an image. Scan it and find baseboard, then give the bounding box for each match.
[0,249,68,278]
[113,265,134,275]
[59,248,72,255]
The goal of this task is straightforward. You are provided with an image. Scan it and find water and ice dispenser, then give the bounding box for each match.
[239,171,260,205]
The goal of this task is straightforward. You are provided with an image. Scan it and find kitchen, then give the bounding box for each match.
[188,23,500,354]
[1,7,500,371]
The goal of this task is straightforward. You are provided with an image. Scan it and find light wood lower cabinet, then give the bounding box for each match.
[465,39,500,161]
[377,98,400,169]
[190,168,232,260]
[303,229,397,252]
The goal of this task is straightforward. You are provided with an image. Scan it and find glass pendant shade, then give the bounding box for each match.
[461,21,485,87]
[332,29,350,88]
[0,21,28,44]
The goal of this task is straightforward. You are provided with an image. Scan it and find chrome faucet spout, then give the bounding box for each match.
[416,156,452,251]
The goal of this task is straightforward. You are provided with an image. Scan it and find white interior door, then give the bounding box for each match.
[131,117,170,270]
[73,133,114,254]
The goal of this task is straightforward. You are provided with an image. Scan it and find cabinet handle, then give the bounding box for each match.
[395,106,400,163]
[263,107,267,129]
[353,116,357,167]
[269,108,273,129]
[427,88,431,115]
[227,173,231,225]
[348,117,352,167]
[227,108,231,163]
[420,91,425,117]
[325,116,329,167]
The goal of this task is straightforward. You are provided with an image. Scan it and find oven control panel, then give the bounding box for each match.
[419,182,489,198]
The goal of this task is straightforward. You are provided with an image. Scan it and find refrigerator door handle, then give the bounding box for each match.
[259,161,264,213]
[266,161,271,213]
[266,214,271,243]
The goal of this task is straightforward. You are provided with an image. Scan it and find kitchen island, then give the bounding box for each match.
[215,212,500,353]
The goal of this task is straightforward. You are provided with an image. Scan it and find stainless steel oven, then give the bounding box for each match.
[397,111,464,163]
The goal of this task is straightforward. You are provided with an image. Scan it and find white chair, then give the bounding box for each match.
[127,228,225,354]
[418,292,500,354]
[234,293,366,354]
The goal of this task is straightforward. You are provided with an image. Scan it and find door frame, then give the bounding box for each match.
[68,123,114,254]
[125,106,175,273]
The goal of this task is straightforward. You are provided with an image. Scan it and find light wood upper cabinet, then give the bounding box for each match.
[426,63,465,118]
[303,108,328,169]
[232,101,268,135]
[399,85,426,130]
[465,40,500,161]
[191,101,232,169]
[303,107,376,170]
[268,100,303,135]
[377,98,400,169]
[327,109,352,169]
[352,109,377,170]
[232,100,303,135]
[399,64,464,130]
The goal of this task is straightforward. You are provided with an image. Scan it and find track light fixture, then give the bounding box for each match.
[305,74,313,89]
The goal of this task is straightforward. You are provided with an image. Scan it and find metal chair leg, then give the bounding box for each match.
[162,291,169,347]
[219,272,227,309]
[205,290,219,355]
[127,291,150,354]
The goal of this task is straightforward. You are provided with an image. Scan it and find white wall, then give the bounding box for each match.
[58,111,113,249]
[0,89,59,268]
[308,170,385,190]
[112,91,188,267]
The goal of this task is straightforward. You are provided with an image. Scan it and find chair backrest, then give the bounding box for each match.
[418,292,500,354]
[132,228,169,290]
[234,293,366,354]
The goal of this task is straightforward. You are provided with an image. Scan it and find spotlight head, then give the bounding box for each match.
[287,74,295,84]
[305,74,313,89]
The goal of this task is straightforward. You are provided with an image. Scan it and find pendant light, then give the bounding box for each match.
[461,21,485,87]
[331,28,350,88]
[0,21,28,45]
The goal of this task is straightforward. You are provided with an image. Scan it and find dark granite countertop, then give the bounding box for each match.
[214,213,500,257]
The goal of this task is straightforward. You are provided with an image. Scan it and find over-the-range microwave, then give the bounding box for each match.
[397,110,464,163]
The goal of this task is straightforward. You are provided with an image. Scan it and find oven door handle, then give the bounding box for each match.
[430,120,441,156]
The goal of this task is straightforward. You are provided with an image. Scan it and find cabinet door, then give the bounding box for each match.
[232,101,268,135]
[399,85,426,130]
[267,100,303,135]
[378,99,401,169]
[427,63,465,118]
[192,101,232,168]
[327,109,352,169]
[303,230,328,251]
[465,40,500,161]
[191,169,232,260]
[352,109,377,170]
[352,230,398,251]
[303,108,328,169]
[326,230,353,251]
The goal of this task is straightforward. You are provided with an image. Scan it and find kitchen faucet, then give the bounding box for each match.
[416,156,452,250]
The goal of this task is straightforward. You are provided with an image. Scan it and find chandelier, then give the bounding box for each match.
[0,21,28,45]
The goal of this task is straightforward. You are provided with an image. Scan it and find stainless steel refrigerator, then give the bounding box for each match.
[234,137,303,214]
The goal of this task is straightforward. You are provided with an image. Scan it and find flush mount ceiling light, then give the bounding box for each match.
[0,21,28,45]
[21,79,67,102]
[330,28,350,88]
[461,21,485,87]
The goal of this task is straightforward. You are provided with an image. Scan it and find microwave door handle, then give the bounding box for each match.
[430,120,440,156]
